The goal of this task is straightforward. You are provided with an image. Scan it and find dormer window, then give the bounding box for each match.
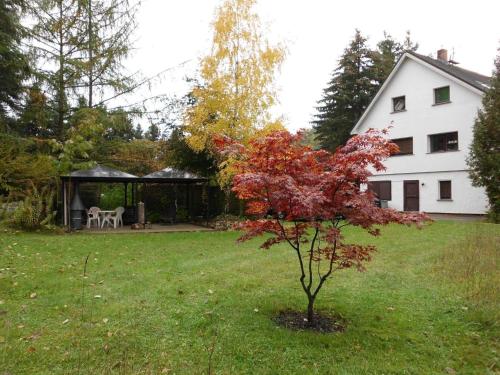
[392,96,406,112]
[434,86,450,104]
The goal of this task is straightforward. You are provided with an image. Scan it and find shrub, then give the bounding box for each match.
[147,212,161,224]
[176,207,190,222]
[99,184,126,210]
[4,185,57,230]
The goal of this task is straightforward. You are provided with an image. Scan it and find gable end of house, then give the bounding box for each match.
[351,51,490,135]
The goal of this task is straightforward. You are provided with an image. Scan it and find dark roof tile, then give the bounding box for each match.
[408,51,491,92]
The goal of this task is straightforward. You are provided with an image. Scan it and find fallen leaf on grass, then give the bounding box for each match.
[23,332,41,341]
[27,346,36,353]
[29,293,37,299]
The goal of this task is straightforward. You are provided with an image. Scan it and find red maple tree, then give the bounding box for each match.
[216,129,430,325]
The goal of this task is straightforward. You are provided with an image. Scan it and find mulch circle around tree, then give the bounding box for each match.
[272,310,346,333]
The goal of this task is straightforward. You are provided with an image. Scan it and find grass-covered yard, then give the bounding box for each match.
[0,221,498,374]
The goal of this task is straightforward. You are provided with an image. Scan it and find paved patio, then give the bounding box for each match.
[81,223,214,234]
[427,213,486,222]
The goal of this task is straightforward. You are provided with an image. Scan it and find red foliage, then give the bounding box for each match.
[216,129,431,322]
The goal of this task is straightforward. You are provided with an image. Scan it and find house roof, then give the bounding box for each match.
[351,52,491,134]
[61,164,138,182]
[407,51,491,92]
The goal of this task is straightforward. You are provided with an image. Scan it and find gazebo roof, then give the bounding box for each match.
[61,165,207,183]
[141,168,207,183]
[61,164,138,182]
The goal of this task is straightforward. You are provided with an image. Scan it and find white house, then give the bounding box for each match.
[351,49,490,215]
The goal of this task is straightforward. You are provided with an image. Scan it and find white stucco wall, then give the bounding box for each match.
[368,172,488,214]
[354,56,488,214]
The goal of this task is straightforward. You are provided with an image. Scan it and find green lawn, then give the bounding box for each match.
[0,222,498,374]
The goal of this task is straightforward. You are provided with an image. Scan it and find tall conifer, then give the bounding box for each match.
[313,30,376,151]
[313,30,418,151]
[0,0,29,125]
[467,51,500,222]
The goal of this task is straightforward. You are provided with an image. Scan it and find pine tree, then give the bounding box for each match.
[0,0,29,125]
[145,123,161,141]
[467,51,500,222]
[312,30,418,151]
[163,127,216,178]
[371,31,418,86]
[313,30,376,151]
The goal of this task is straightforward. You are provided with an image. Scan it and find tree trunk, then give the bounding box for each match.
[224,187,231,215]
[307,295,315,324]
[57,0,65,140]
[87,0,93,107]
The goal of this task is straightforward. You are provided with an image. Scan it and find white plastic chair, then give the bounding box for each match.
[87,207,101,228]
[109,206,125,228]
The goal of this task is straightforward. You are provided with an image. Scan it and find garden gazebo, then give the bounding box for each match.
[61,165,209,229]
[140,168,209,225]
[61,164,139,228]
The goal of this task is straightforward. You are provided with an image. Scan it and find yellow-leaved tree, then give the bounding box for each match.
[184,0,285,212]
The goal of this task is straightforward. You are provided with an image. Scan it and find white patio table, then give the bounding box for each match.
[99,210,116,228]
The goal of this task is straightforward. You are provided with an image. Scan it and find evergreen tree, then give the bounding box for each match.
[17,84,52,137]
[467,51,500,222]
[371,31,418,86]
[133,124,143,139]
[313,30,418,151]
[313,30,376,151]
[145,123,161,141]
[0,0,29,125]
[163,127,216,178]
[105,109,139,141]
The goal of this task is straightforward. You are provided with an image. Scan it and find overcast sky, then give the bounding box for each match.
[121,0,500,131]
